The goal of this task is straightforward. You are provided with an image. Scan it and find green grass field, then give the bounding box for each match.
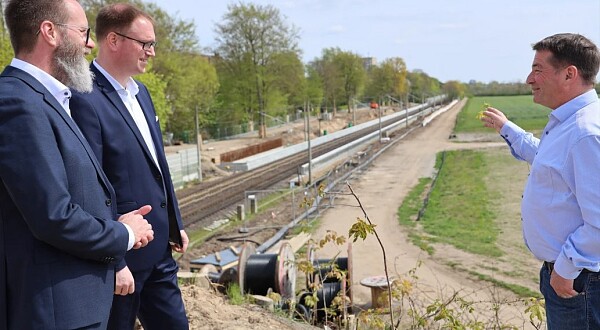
[454,95,550,133]
[397,94,554,297]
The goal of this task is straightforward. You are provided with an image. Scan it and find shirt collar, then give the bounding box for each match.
[10,58,71,107]
[551,89,599,123]
[92,60,139,97]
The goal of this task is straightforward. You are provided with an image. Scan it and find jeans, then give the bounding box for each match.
[540,263,600,329]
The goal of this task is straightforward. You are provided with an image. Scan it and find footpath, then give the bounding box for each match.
[311,100,540,328]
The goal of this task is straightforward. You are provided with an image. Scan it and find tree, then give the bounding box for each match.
[156,52,219,137]
[443,80,467,100]
[364,57,408,104]
[214,2,301,138]
[334,50,366,112]
[310,48,345,116]
[0,16,14,68]
[81,0,218,140]
[305,65,324,111]
[407,70,441,103]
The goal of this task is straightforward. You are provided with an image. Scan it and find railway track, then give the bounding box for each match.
[176,103,436,230]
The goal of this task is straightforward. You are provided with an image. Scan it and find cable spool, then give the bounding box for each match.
[306,243,353,299]
[303,242,354,318]
[237,242,296,301]
[313,257,348,283]
[296,291,314,321]
[198,264,219,282]
[316,282,342,309]
[297,283,343,320]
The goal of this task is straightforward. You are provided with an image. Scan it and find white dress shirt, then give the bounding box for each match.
[10,58,136,250]
[92,60,161,171]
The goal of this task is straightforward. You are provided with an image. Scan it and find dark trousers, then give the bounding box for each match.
[107,249,188,330]
[540,263,600,329]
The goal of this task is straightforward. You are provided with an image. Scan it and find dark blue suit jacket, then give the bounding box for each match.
[0,66,130,329]
[71,64,183,272]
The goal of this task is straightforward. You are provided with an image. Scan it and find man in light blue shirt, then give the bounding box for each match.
[482,33,600,329]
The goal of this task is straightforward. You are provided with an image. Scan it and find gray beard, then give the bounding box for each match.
[53,38,94,93]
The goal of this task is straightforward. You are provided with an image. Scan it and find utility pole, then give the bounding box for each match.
[306,100,312,185]
[352,98,356,126]
[378,97,382,142]
[195,105,203,182]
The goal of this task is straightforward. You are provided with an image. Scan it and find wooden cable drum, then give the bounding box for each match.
[238,242,296,300]
[198,264,219,282]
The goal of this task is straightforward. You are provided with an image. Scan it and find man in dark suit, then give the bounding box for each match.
[0,0,155,329]
[71,3,189,329]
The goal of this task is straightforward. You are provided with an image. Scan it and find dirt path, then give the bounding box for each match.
[311,101,541,328]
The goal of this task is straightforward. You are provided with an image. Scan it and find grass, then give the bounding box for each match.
[397,177,435,255]
[397,147,543,298]
[454,95,550,133]
[467,270,541,298]
[420,150,502,257]
[396,94,551,297]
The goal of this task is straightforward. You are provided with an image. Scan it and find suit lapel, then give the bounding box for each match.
[2,66,115,196]
[136,90,169,172]
[91,65,160,172]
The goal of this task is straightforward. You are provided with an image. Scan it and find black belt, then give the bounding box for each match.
[544,261,596,274]
[544,261,556,272]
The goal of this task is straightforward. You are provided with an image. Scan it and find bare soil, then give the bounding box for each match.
[174,102,543,329]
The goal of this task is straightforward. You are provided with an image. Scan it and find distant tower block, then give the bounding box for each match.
[248,195,258,214]
[237,204,245,221]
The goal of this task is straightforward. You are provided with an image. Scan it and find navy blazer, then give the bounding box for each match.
[71,64,183,272]
[0,66,130,329]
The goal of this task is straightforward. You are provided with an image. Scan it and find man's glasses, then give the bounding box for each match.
[55,23,91,45]
[35,22,91,45]
[114,32,157,51]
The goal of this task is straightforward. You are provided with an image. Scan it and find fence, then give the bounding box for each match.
[166,148,199,190]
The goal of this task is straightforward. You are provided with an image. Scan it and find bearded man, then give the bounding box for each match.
[0,0,155,329]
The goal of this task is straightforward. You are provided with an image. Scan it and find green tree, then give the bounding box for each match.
[136,68,169,131]
[0,22,14,69]
[407,69,442,103]
[82,0,217,140]
[156,52,219,137]
[305,65,324,110]
[335,50,366,112]
[443,80,467,99]
[364,57,408,104]
[214,2,301,138]
[310,48,345,116]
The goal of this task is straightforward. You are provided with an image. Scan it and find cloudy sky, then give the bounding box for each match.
[147,0,600,84]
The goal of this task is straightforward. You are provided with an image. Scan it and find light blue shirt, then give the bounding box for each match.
[500,90,600,279]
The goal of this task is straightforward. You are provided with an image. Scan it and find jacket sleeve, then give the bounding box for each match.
[0,90,129,261]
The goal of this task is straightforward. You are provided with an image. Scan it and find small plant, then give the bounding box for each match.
[475,102,492,119]
[225,283,245,305]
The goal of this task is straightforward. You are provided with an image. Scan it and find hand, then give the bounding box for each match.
[118,205,154,249]
[114,266,135,295]
[481,107,508,133]
[171,230,189,253]
[550,269,578,299]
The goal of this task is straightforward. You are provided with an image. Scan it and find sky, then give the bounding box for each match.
[146,0,600,84]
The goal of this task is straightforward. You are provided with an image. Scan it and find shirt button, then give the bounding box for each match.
[545,131,549,135]
[105,199,112,206]
[160,202,166,208]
